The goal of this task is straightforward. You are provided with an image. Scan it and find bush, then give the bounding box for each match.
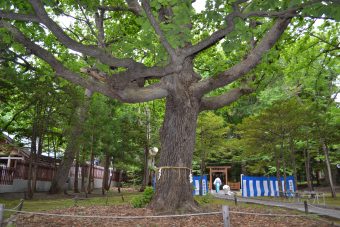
[131,187,154,208]
[195,194,213,205]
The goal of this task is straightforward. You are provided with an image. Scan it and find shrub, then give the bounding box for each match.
[131,187,154,208]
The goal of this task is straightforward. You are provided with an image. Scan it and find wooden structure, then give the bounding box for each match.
[0,133,58,185]
[207,166,231,190]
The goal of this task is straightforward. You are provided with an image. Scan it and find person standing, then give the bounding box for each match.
[213,176,222,193]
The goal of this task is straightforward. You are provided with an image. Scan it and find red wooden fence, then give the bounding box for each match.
[14,162,56,181]
[0,166,15,185]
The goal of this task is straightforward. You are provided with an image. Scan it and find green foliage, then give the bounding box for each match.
[131,187,154,208]
[195,193,214,205]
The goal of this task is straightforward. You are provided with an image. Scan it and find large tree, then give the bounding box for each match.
[1,0,338,211]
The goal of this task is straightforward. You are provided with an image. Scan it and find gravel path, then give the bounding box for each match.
[213,193,340,219]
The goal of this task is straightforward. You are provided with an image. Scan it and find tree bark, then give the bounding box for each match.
[149,88,200,212]
[27,121,37,199]
[289,139,298,191]
[74,148,80,193]
[275,148,282,196]
[304,147,313,191]
[321,140,336,198]
[49,89,92,194]
[140,104,151,192]
[102,150,111,195]
[87,142,94,194]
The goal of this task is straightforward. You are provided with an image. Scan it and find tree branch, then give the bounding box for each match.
[184,12,238,56]
[0,20,169,103]
[0,20,113,96]
[193,18,292,97]
[98,5,141,16]
[28,0,141,69]
[141,0,177,60]
[0,11,39,22]
[199,88,252,111]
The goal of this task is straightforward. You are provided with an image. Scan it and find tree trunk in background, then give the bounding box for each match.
[87,146,94,194]
[74,148,80,193]
[149,91,200,212]
[275,148,282,195]
[304,148,312,191]
[32,135,44,193]
[283,156,287,193]
[27,122,37,199]
[290,140,298,191]
[322,141,336,198]
[81,163,86,192]
[140,105,151,192]
[49,89,92,194]
[140,145,149,192]
[102,151,110,195]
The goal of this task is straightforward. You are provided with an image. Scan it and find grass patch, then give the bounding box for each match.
[0,191,141,219]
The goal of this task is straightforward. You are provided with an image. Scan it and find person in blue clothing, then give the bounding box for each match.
[213,176,222,193]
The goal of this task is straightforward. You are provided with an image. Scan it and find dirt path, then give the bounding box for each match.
[213,193,340,220]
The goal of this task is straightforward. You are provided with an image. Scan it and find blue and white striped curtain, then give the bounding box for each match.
[241,175,295,197]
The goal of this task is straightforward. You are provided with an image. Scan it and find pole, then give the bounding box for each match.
[304,201,308,214]
[234,194,238,206]
[222,205,230,227]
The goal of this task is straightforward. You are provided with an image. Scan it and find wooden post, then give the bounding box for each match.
[222,205,230,227]
[17,199,24,211]
[0,204,4,227]
[304,201,308,214]
[234,194,237,206]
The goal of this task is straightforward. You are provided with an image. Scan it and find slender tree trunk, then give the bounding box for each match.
[87,145,94,193]
[32,135,44,192]
[102,150,110,195]
[140,145,149,192]
[74,148,80,193]
[81,163,86,192]
[27,122,37,199]
[275,148,282,196]
[304,148,312,191]
[149,91,200,212]
[140,105,151,192]
[49,89,92,194]
[289,139,298,191]
[283,155,287,193]
[321,140,336,198]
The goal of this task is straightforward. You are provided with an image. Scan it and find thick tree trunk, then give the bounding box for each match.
[149,90,200,212]
[322,141,336,198]
[49,89,92,194]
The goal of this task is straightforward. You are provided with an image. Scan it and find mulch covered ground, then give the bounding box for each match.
[14,204,332,226]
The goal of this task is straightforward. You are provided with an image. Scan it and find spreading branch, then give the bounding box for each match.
[184,12,238,57]
[28,0,141,69]
[0,20,169,103]
[199,88,252,111]
[0,11,39,22]
[193,17,292,97]
[141,0,177,60]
